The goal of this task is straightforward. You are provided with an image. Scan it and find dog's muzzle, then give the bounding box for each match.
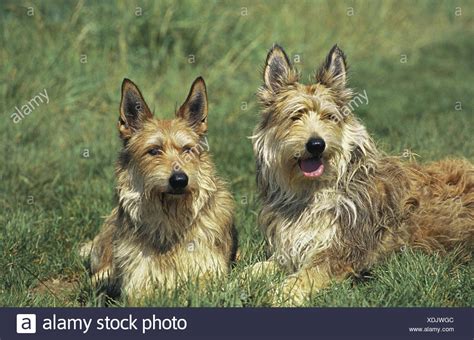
[299,138,326,178]
[168,172,188,194]
[305,137,325,156]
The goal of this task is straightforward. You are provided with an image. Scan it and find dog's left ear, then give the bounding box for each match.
[316,44,348,90]
[177,77,208,135]
[263,44,294,93]
[119,79,153,139]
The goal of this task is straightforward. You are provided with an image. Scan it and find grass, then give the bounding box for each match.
[0,0,473,307]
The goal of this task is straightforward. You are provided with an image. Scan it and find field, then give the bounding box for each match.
[1,0,473,307]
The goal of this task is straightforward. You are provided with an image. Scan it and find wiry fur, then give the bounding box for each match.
[252,44,474,305]
[82,77,237,302]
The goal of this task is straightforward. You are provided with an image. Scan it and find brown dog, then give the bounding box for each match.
[82,77,237,302]
[252,44,474,305]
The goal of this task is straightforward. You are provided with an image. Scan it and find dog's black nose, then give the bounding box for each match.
[169,172,188,190]
[306,138,326,156]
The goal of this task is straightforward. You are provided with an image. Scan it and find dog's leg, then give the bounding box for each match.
[275,266,343,306]
[79,240,94,259]
[82,219,117,292]
[240,260,280,282]
[79,239,113,283]
[228,260,280,304]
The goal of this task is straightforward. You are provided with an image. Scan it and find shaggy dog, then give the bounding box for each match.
[82,77,237,302]
[252,44,473,305]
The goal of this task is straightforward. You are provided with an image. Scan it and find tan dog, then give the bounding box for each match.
[82,77,237,302]
[252,44,474,305]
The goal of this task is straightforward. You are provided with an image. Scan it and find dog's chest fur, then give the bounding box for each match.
[261,189,340,272]
[113,183,233,296]
[114,225,224,294]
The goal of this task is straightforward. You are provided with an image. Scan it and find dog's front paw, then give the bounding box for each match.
[79,241,93,259]
[272,275,310,307]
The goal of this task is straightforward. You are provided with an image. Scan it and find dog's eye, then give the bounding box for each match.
[183,146,193,154]
[290,109,305,121]
[148,147,162,156]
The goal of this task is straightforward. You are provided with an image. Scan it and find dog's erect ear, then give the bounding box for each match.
[119,79,153,139]
[263,44,294,92]
[177,77,208,135]
[316,44,348,90]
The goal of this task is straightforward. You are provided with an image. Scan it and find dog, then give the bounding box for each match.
[81,77,237,302]
[251,44,474,305]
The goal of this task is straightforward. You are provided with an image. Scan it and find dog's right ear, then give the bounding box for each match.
[263,44,294,93]
[176,77,208,135]
[315,44,348,91]
[118,79,153,139]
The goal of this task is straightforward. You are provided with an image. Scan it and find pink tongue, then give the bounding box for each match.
[299,158,324,177]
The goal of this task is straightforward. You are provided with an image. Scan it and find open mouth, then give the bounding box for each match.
[298,157,325,178]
